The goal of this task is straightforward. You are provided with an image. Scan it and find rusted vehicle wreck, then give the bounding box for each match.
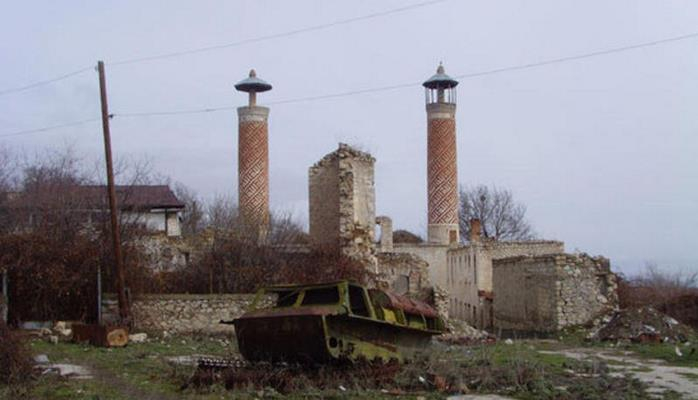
[224,281,446,363]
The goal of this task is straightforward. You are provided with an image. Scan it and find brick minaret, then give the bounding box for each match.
[235,69,272,237]
[423,63,459,245]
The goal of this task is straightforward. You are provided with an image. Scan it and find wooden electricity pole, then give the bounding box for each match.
[97,60,130,325]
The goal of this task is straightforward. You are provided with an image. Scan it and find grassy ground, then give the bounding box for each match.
[1,335,693,399]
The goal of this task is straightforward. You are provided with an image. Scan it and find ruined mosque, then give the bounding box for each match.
[232,64,618,334]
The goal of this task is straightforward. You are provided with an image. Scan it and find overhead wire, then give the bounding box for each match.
[0,66,94,97]
[107,0,449,66]
[0,118,100,138]
[4,29,698,135]
[112,30,698,117]
[0,0,448,96]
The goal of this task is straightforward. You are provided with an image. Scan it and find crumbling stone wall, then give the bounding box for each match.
[102,293,274,335]
[375,216,393,252]
[137,231,213,272]
[308,154,340,250]
[485,240,564,260]
[393,243,450,288]
[376,252,429,295]
[434,240,564,328]
[308,144,376,267]
[492,253,618,333]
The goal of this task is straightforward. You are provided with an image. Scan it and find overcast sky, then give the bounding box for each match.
[1,1,697,275]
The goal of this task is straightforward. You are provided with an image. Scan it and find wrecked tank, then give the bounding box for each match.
[225,281,446,363]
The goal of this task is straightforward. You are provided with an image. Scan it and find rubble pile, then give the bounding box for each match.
[437,319,492,345]
[590,306,695,343]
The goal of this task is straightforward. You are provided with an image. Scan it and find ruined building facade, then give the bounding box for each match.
[226,64,618,333]
[493,254,618,332]
[303,64,618,333]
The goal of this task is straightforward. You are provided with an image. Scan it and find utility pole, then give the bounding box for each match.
[97,60,130,325]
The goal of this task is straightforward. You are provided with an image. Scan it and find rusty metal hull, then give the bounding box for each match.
[234,314,331,363]
[234,313,435,363]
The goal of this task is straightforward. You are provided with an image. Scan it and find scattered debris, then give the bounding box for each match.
[40,363,92,380]
[437,319,492,345]
[53,321,72,338]
[33,354,49,364]
[18,321,52,331]
[129,332,148,343]
[590,306,694,343]
[72,324,129,347]
[674,346,683,357]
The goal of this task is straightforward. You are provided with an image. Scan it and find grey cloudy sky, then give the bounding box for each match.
[1,0,697,275]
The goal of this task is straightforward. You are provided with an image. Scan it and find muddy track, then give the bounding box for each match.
[539,348,698,399]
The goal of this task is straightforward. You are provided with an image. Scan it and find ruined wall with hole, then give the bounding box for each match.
[102,293,274,335]
[492,253,618,332]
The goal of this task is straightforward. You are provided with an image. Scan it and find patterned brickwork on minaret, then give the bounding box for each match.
[238,107,269,230]
[423,63,459,245]
[235,69,272,239]
[427,115,458,227]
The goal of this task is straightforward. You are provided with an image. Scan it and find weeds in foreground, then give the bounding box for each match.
[184,344,655,399]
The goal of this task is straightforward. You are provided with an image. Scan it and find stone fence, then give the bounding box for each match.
[102,293,273,336]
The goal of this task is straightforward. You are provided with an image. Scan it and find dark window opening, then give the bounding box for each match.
[348,285,370,317]
[301,287,340,306]
[275,290,300,307]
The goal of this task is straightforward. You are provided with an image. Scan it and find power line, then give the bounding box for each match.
[0,66,93,97]
[0,118,100,138]
[116,106,234,118]
[0,0,446,96]
[112,30,698,117]
[454,30,698,80]
[108,0,448,66]
[6,30,698,134]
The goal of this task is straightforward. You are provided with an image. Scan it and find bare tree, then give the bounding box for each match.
[459,184,534,241]
[206,195,239,233]
[173,183,204,237]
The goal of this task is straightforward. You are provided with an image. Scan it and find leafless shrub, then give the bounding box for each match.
[174,182,205,237]
[459,184,535,241]
[618,262,698,328]
[0,147,160,321]
[618,262,697,309]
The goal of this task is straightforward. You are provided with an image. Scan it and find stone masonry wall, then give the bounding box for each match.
[309,144,377,268]
[102,294,274,336]
[376,252,430,295]
[554,254,618,327]
[485,240,564,260]
[492,256,559,332]
[492,253,618,333]
[308,153,340,250]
